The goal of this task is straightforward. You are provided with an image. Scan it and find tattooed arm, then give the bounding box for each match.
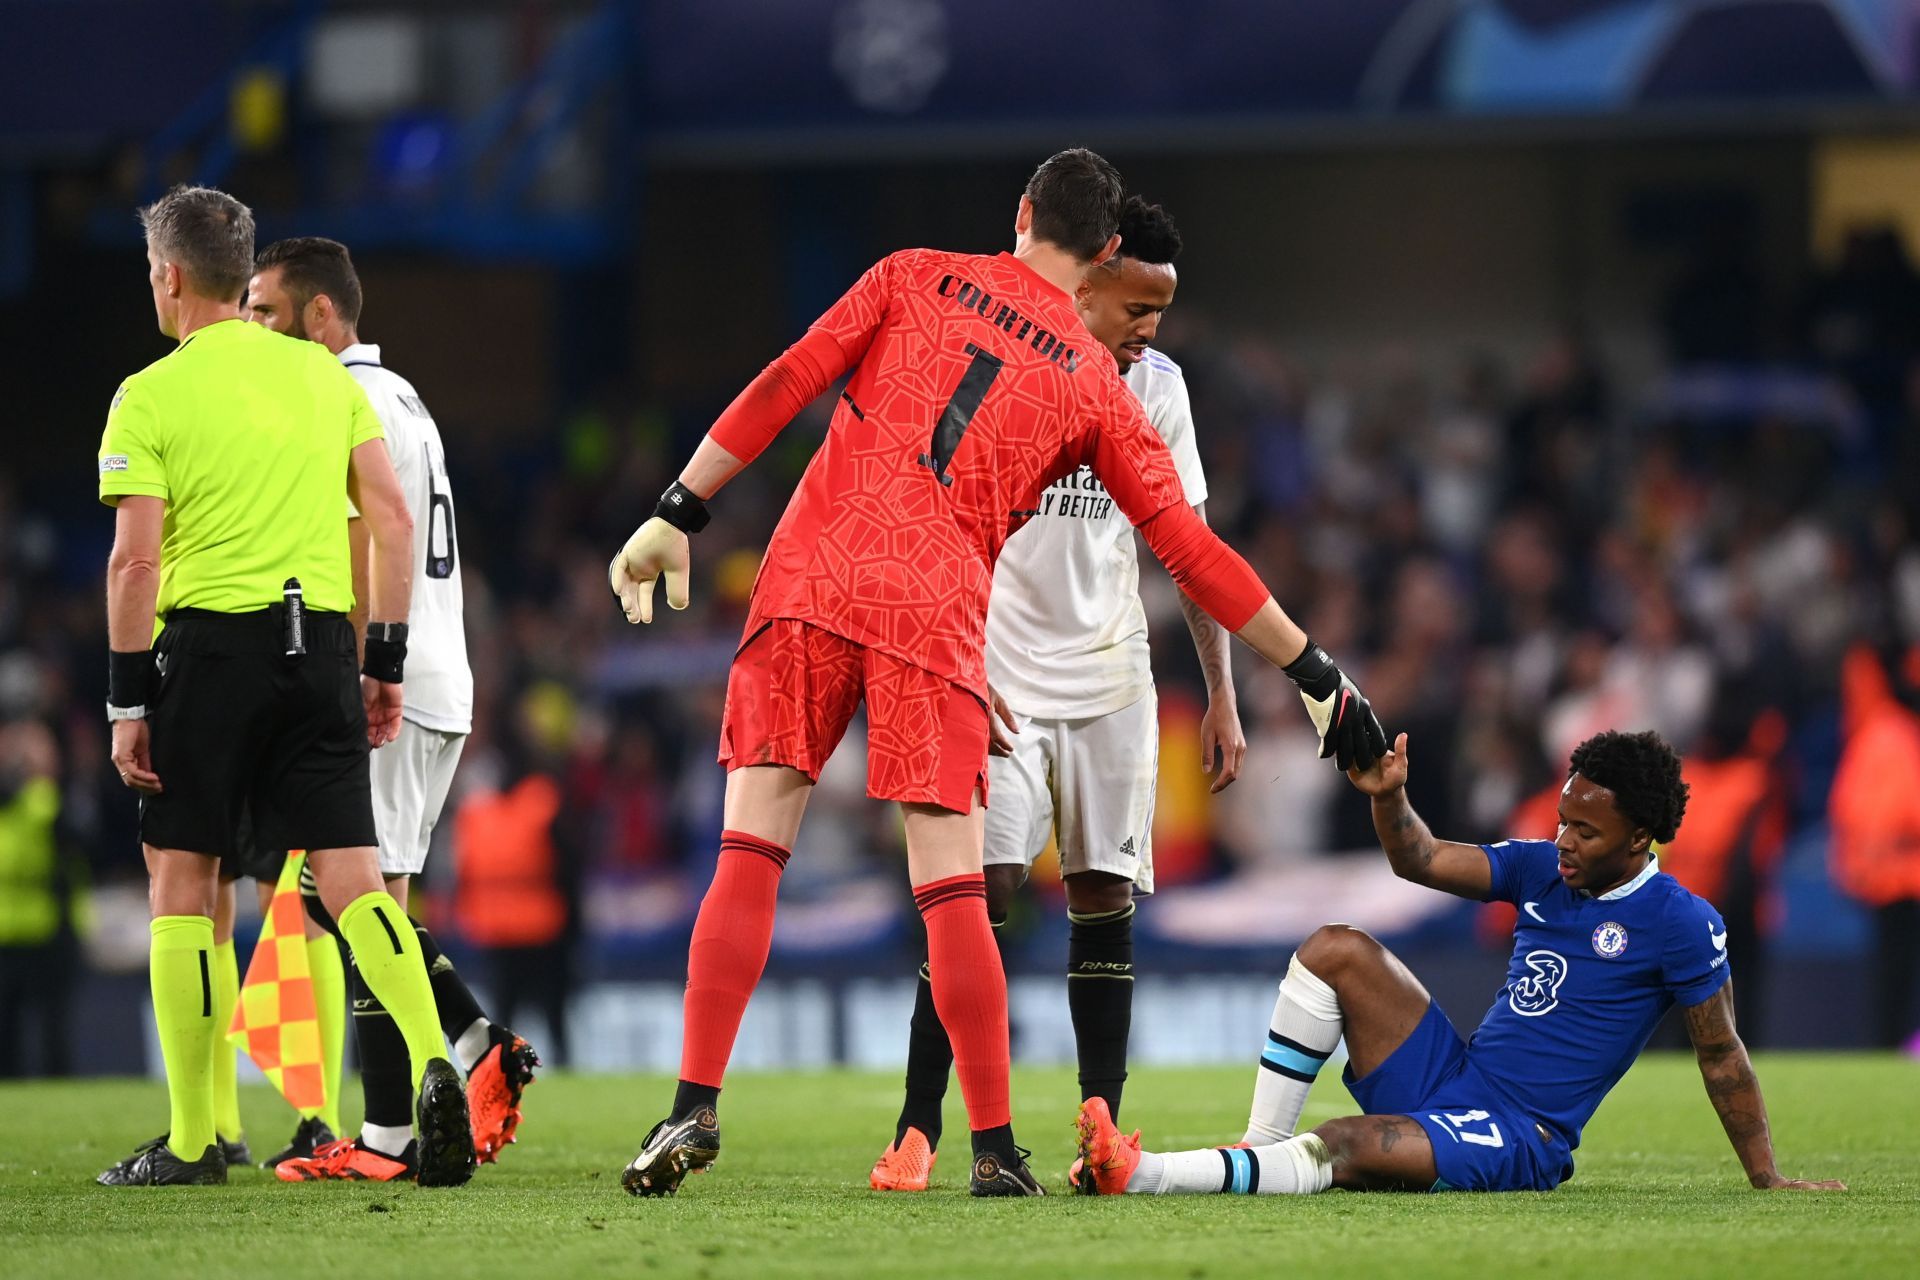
[1175,503,1247,793]
[1345,732,1492,898]
[1683,982,1846,1191]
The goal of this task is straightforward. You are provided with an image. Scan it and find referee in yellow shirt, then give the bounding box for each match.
[94,186,473,1187]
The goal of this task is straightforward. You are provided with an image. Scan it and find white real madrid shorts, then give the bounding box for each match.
[983,688,1158,894]
[370,722,467,877]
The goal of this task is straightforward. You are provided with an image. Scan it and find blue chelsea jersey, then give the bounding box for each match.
[1464,839,1730,1151]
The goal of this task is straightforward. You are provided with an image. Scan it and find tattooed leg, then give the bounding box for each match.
[1312,1114,1440,1190]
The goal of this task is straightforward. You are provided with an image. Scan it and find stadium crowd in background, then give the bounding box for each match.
[6,217,1920,1070]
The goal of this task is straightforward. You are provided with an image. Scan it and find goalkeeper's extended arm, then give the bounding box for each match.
[609,327,853,624]
[1137,502,1387,771]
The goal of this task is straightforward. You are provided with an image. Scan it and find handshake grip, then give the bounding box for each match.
[1283,640,1388,771]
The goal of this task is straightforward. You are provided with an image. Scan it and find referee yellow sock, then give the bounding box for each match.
[150,916,218,1161]
[210,939,243,1143]
[306,932,346,1133]
[337,892,444,1087]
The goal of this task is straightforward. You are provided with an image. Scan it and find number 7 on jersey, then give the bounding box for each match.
[918,343,1004,486]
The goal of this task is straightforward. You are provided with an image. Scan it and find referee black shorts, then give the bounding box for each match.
[217,804,288,884]
[141,608,376,858]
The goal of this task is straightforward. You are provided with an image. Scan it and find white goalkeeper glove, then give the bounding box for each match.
[609,517,690,624]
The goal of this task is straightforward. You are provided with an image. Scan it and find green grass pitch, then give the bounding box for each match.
[2,1054,1912,1278]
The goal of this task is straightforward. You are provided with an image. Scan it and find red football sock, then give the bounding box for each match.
[915,874,1012,1131]
[678,830,790,1088]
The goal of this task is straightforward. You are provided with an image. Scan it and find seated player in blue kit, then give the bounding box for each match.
[1073,729,1846,1196]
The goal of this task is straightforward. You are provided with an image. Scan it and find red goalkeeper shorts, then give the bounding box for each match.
[718,619,988,813]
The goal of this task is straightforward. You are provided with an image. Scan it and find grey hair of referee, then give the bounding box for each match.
[138,186,255,333]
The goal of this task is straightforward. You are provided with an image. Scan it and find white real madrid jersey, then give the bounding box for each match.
[341,343,473,734]
[984,348,1207,720]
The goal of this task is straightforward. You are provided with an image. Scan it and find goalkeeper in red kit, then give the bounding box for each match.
[608,149,1386,1198]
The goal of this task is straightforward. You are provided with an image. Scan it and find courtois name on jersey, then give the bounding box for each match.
[1464,839,1730,1150]
[340,343,473,734]
[984,350,1207,720]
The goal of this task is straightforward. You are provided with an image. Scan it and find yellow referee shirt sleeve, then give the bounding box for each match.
[344,368,381,518]
[98,378,167,506]
[347,375,384,450]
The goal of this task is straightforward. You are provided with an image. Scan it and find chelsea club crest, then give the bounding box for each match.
[1591,921,1629,958]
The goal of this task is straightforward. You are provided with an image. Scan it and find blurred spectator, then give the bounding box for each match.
[452,694,580,1065]
[1828,645,1920,1049]
[1662,700,1791,1044]
[0,720,85,1077]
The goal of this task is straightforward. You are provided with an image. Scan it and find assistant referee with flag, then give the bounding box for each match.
[94,186,474,1187]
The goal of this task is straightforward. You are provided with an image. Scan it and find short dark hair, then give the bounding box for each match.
[139,185,255,302]
[255,236,364,327]
[1115,195,1182,266]
[1567,729,1690,844]
[1024,148,1124,262]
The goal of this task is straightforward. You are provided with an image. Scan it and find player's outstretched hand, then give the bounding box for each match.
[609,516,691,624]
[1351,736,1413,794]
[1347,731,1410,796]
[1201,698,1246,793]
[1756,1173,1848,1191]
[987,685,1020,758]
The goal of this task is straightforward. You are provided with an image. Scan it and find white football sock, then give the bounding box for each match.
[453,1018,493,1074]
[1129,1134,1334,1195]
[1244,953,1343,1145]
[361,1122,413,1158]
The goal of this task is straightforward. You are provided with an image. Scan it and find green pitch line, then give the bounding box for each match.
[1,1055,1912,1279]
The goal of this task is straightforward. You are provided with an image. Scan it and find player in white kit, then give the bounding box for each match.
[872,197,1245,1190]
[243,239,539,1182]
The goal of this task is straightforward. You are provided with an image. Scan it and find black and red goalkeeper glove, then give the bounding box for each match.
[1283,641,1388,771]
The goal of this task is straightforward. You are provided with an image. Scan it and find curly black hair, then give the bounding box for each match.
[1115,195,1182,266]
[1567,729,1689,844]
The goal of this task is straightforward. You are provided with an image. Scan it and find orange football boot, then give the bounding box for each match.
[467,1029,540,1163]
[275,1137,417,1183]
[870,1126,939,1191]
[1070,1097,1141,1195]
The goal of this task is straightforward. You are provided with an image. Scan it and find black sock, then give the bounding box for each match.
[1067,902,1135,1121]
[413,924,487,1042]
[970,1123,1017,1164]
[351,963,414,1130]
[896,961,953,1150]
[673,1080,719,1120]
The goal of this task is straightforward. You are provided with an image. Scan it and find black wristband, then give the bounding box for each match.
[362,636,406,684]
[1281,639,1340,700]
[654,481,711,534]
[109,649,154,709]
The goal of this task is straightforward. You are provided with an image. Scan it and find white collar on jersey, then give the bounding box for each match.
[1592,854,1660,901]
[338,342,383,369]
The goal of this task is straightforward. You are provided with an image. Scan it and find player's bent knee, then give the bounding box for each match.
[1296,923,1382,978]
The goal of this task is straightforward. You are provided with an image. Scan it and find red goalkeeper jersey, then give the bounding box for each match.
[714,248,1248,700]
